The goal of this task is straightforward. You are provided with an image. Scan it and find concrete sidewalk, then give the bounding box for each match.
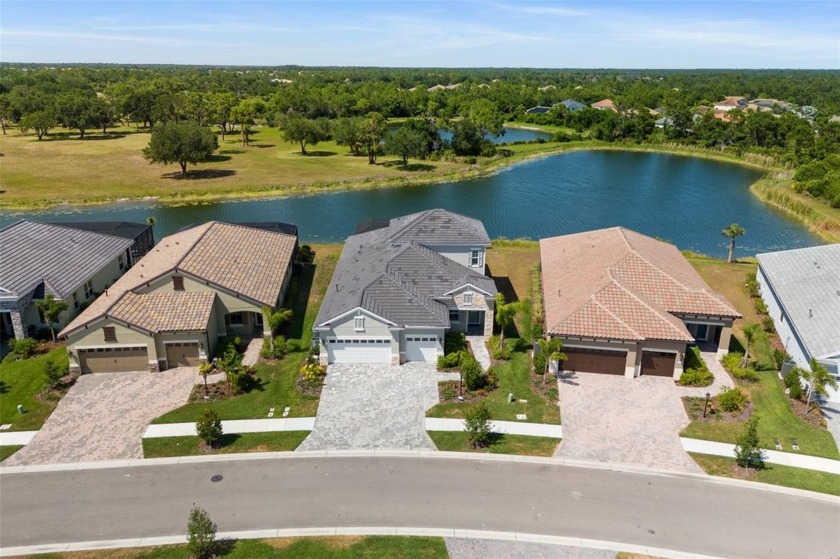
[0,431,37,446]
[426,418,563,438]
[681,437,840,475]
[143,417,315,438]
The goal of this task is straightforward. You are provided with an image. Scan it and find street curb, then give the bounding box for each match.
[0,526,727,558]
[1,450,837,503]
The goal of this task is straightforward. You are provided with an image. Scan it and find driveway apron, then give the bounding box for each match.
[297,363,440,451]
[4,369,196,466]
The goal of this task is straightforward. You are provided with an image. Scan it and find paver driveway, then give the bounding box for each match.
[4,369,196,466]
[555,372,702,473]
[297,363,440,451]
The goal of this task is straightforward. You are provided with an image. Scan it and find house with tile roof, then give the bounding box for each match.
[591,99,617,112]
[756,244,840,403]
[314,209,497,365]
[540,228,741,379]
[713,96,747,112]
[60,221,298,374]
[0,220,137,341]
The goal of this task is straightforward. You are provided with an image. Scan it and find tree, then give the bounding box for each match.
[802,358,839,412]
[464,402,492,448]
[534,338,566,385]
[332,117,363,155]
[19,110,55,140]
[229,98,265,147]
[142,121,218,177]
[54,91,99,138]
[207,92,236,140]
[467,98,505,137]
[734,416,764,472]
[280,114,329,155]
[358,112,388,164]
[195,408,223,448]
[384,126,427,164]
[450,119,486,156]
[261,305,293,353]
[721,223,745,263]
[186,505,217,559]
[36,295,68,342]
[44,359,66,389]
[493,293,520,348]
[740,323,760,368]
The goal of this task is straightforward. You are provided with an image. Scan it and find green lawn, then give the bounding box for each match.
[153,246,339,424]
[0,445,23,462]
[0,347,68,430]
[142,431,310,458]
[426,351,560,424]
[690,453,840,496]
[23,535,448,559]
[428,431,558,457]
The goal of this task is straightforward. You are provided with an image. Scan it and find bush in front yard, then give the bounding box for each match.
[784,368,804,400]
[464,402,492,448]
[732,366,759,383]
[260,335,287,360]
[43,359,67,389]
[437,350,466,370]
[489,335,511,360]
[462,355,487,391]
[196,409,223,448]
[721,352,743,372]
[187,505,217,559]
[679,367,714,387]
[762,316,775,333]
[444,332,468,354]
[754,298,768,315]
[718,386,748,412]
[4,337,39,362]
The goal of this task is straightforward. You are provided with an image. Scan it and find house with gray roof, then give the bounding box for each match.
[757,244,840,403]
[559,99,586,112]
[314,209,497,365]
[0,220,136,341]
[48,221,155,261]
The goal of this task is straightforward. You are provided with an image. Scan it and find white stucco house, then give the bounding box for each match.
[313,209,497,365]
[757,244,840,403]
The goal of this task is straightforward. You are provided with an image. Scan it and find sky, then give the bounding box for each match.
[1,0,838,68]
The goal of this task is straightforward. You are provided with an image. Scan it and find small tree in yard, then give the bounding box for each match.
[721,223,746,263]
[494,293,520,349]
[464,402,492,448]
[534,338,566,385]
[196,409,223,449]
[187,505,217,559]
[142,121,218,177]
[734,416,764,473]
[802,358,839,412]
[740,323,760,368]
[36,294,68,342]
[261,306,293,353]
[44,360,66,389]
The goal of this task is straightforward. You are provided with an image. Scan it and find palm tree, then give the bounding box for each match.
[494,293,520,348]
[802,358,839,412]
[261,306,293,353]
[721,224,746,263]
[36,295,68,342]
[741,323,759,368]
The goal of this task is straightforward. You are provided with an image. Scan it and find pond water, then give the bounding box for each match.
[389,124,553,144]
[1,150,820,259]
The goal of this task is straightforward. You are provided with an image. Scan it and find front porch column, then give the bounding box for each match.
[673,349,685,381]
[624,345,638,379]
[483,310,493,340]
[10,311,25,339]
[717,324,733,359]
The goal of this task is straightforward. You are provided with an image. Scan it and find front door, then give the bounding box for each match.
[468,311,482,327]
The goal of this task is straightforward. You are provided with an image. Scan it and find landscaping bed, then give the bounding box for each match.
[0,345,69,431]
[428,431,558,457]
[142,431,310,458]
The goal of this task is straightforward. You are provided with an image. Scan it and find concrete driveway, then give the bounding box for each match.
[297,363,441,451]
[555,372,702,473]
[4,369,197,466]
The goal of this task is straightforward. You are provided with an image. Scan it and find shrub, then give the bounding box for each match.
[489,336,511,360]
[762,316,775,333]
[187,505,217,559]
[464,402,492,448]
[734,417,764,470]
[754,298,768,315]
[225,365,255,395]
[721,352,743,373]
[461,355,487,391]
[298,244,313,263]
[300,360,326,382]
[444,332,468,355]
[438,350,465,370]
[214,335,245,360]
[4,337,39,361]
[196,409,223,448]
[43,359,66,389]
[784,368,803,399]
[732,367,759,383]
[260,335,287,360]
[744,273,760,298]
[773,350,792,370]
[679,367,714,387]
[718,386,748,412]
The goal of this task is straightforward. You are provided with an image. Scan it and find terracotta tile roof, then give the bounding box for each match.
[540,227,740,342]
[60,222,296,337]
[110,291,215,332]
[591,99,616,110]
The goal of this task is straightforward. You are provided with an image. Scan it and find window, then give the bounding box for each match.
[463,292,473,305]
[118,253,126,271]
[172,276,185,291]
[229,312,244,325]
[470,249,483,268]
[84,280,94,299]
[73,293,79,309]
[449,309,460,322]
[354,316,365,332]
[103,326,117,342]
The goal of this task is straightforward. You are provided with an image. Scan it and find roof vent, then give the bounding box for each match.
[809,309,813,318]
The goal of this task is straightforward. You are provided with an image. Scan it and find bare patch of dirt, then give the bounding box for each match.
[437,379,496,403]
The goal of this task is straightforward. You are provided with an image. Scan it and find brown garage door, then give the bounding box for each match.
[641,351,677,377]
[165,342,201,367]
[562,347,626,375]
[79,347,149,374]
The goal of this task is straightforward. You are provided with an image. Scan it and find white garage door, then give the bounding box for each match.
[326,338,391,364]
[405,336,439,362]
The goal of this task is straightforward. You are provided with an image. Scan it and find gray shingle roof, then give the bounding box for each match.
[560,99,586,111]
[757,244,840,360]
[316,210,496,328]
[0,220,133,300]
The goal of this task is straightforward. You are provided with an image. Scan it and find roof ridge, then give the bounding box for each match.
[590,295,641,339]
[605,273,689,339]
[381,271,446,323]
[173,222,216,271]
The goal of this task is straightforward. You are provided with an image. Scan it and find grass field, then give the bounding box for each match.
[0,445,23,462]
[428,431,558,456]
[690,453,840,496]
[22,535,449,559]
[0,347,68,431]
[142,431,309,458]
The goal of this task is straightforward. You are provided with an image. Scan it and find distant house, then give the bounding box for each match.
[427,84,462,92]
[314,209,497,366]
[591,99,616,111]
[654,116,674,129]
[750,98,794,112]
[540,227,740,379]
[60,222,298,374]
[757,245,840,403]
[713,96,747,112]
[559,99,586,112]
[525,106,552,115]
[49,221,155,262]
[0,221,136,341]
[538,85,556,92]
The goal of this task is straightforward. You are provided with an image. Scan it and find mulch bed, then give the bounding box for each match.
[296,376,324,398]
[35,372,80,402]
[437,380,495,404]
[682,395,753,423]
[189,381,235,403]
[787,394,828,428]
[529,369,559,403]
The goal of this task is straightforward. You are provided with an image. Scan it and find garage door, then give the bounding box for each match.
[79,346,149,374]
[562,347,626,375]
[641,351,677,377]
[405,336,439,362]
[166,342,201,367]
[326,338,391,364]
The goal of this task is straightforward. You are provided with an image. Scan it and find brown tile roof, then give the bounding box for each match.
[110,291,215,332]
[591,99,616,110]
[60,222,296,337]
[540,227,740,342]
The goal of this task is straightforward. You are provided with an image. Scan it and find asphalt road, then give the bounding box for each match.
[0,456,838,558]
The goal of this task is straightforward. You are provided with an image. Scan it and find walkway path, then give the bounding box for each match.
[679,351,736,398]
[681,437,840,475]
[467,336,492,371]
[241,337,263,367]
[426,418,562,438]
[0,431,37,446]
[144,418,315,438]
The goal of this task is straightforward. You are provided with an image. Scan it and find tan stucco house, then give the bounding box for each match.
[60,221,297,374]
[540,227,741,380]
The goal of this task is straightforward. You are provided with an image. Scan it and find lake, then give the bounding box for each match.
[0,150,820,259]
[389,124,553,144]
